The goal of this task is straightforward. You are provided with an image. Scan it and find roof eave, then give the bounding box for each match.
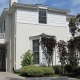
[12,3,70,13]
[0,8,8,26]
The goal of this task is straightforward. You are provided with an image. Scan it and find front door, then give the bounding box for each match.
[0,49,6,71]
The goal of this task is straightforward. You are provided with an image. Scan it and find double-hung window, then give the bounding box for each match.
[33,40,39,64]
[39,9,47,24]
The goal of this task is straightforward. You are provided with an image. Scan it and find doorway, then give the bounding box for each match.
[0,49,6,71]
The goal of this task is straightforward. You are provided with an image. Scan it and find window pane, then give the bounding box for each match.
[33,40,39,64]
[42,58,46,64]
[39,9,47,24]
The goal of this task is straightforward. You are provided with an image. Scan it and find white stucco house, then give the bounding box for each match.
[0,0,71,72]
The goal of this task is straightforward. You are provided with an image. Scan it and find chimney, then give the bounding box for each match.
[9,0,18,7]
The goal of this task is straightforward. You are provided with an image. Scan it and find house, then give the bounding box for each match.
[0,0,71,72]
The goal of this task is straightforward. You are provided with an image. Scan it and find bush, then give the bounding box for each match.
[53,65,61,74]
[64,64,72,74]
[19,66,28,76]
[43,67,54,76]
[21,50,34,67]
[19,65,55,77]
[72,66,80,75]
[27,66,44,77]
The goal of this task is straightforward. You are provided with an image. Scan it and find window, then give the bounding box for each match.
[4,21,5,32]
[39,9,47,24]
[33,40,39,64]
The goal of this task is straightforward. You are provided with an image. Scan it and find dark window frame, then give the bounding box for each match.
[39,9,47,24]
[33,39,39,64]
[4,21,5,32]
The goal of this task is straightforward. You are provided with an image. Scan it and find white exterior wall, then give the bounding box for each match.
[16,23,69,69]
[16,9,68,27]
[0,7,70,71]
[15,8,70,69]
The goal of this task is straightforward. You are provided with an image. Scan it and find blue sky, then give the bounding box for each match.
[0,0,80,15]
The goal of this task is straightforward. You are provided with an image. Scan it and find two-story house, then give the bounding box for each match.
[0,0,71,72]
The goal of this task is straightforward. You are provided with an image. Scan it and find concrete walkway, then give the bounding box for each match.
[0,72,25,80]
[0,72,79,80]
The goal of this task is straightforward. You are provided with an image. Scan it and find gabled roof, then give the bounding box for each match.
[29,33,56,40]
[39,33,55,38]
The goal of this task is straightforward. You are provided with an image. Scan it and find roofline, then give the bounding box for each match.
[0,8,8,25]
[0,2,70,25]
[11,3,70,13]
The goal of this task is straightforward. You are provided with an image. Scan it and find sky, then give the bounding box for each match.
[0,0,80,16]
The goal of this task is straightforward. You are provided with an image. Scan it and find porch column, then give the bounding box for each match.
[39,37,42,65]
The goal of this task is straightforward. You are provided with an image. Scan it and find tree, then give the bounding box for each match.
[21,50,34,67]
[69,14,80,37]
[68,14,80,67]
[40,37,56,66]
[68,38,79,68]
[57,40,67,74]
[69,18,77,37]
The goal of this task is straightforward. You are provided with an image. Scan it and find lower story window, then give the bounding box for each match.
[33,40,39,64]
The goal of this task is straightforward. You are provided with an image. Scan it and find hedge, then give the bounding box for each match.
[53,65,61,74]
[19,65,54,77]
[72,66,80,75]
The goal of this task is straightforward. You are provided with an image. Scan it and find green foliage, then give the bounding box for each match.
[41,37,57,66]
[57,40,67,74]
[69,18,77,37]
[26,66,44,77]
[19,66,28,76]
[68,38,79,67]
[42,67,55,76]
[21,50,34,67]
[64,64,72,74]
[58,40,67,65]
[19,65,55,77]
[72,66,80,75]
[53,65,61,74]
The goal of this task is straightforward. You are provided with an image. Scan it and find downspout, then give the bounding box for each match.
[14,10,16,70]
[10,14,12,72]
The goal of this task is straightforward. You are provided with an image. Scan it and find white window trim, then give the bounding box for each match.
[29,35,47,66]
[30,36,40,66]
[38,8,47,24]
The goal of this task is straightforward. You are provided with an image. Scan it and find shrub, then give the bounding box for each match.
[42,67,54,76]
[19,65,55,77]
[64,64,72,74]
[19,66,28,76]
[21,50,34,67]
[26,66,44,77]
[53,65,61,74]
[72,66,80,75]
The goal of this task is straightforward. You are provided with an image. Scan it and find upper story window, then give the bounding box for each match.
[4,21,5,32]
[39,9,47,24]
